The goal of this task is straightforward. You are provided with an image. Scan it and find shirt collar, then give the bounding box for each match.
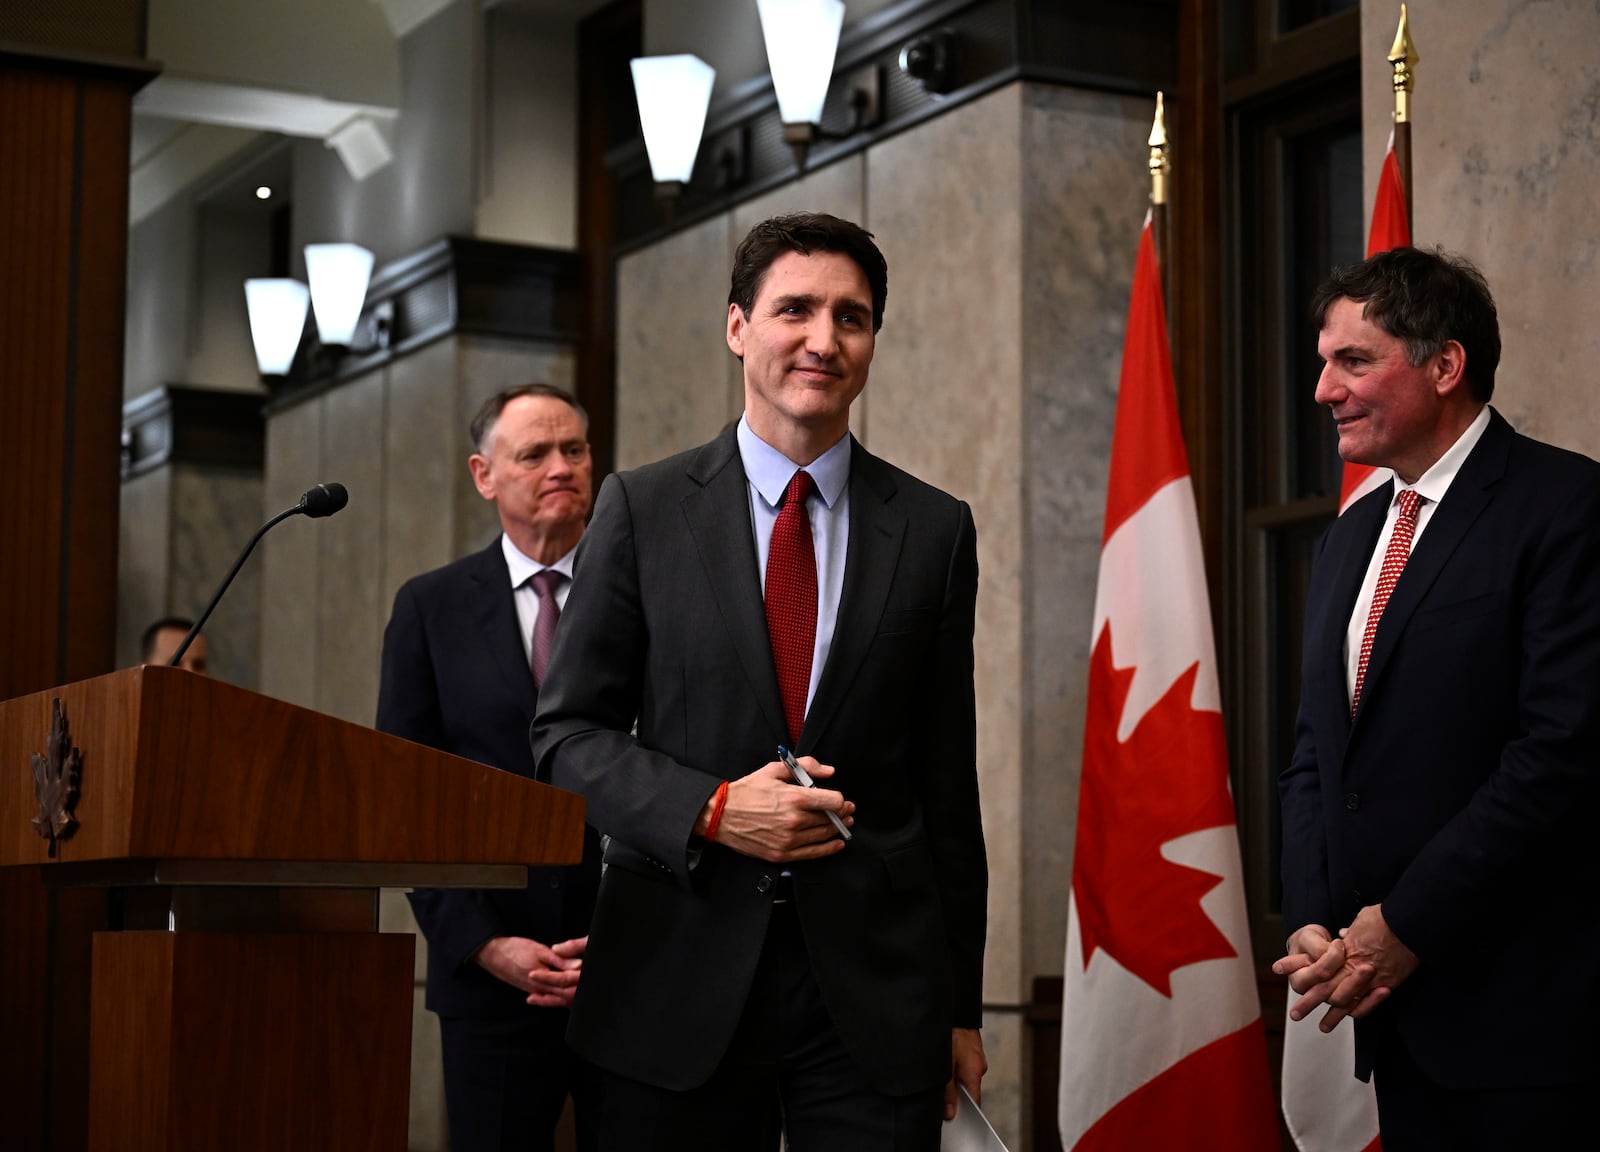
[1393,403,1492,508]
[501,533,577,588]
[736,414,851,510]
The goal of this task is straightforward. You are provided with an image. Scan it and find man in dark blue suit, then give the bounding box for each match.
[378,383,602,1152]
[1275,248,1600,1150]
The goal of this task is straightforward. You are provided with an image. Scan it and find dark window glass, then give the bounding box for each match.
[1279,0,1359,34]
[1226,66,1361,959]
[1285,123,1364,501]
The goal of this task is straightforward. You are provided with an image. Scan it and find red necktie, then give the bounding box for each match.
[1352,488,1422,715]
[530,569,565,690]
[765,470,818,745]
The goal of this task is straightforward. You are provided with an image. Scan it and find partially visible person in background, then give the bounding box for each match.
[140,616,208,674]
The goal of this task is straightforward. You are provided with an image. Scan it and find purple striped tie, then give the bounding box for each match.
[530,569,566,690]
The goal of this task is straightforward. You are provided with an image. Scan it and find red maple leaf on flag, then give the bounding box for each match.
[1072,624,1240,995]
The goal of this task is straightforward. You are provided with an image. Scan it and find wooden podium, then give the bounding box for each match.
[0,666,585,1151]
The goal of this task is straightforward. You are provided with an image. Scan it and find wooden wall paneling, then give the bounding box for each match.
[62,74,133,684]
[0,47,152,1152]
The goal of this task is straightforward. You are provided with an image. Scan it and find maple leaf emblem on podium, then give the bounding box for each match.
[31,698,82,858]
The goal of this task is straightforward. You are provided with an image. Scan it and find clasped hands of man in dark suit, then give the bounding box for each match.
[473,934,589,1008]
[1276,909,1419,1033]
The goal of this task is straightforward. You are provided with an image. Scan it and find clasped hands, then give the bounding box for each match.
[474,934,588,1007]
[696,755,855,863]
[1273,904,1419,1032]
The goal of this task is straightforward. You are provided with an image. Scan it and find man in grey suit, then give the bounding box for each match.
[378,383,602,1152]
[532,212,988,1151]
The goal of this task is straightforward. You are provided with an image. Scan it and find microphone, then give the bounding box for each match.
[167,482,349,668]
[297,482,348,518]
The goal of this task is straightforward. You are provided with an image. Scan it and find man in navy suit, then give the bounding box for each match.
[532,213,988,1151]
[1275,248,1600,1149]
[378,383,602,1152]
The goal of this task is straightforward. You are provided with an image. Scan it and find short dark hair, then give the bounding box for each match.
[469,384,589,452]
[141,616,195,661]
[728,212,889,333]
[1311,246,1501,402]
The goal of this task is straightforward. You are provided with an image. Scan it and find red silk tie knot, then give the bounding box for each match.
[766,470,818,746]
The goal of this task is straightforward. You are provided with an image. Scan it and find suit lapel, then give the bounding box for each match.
[1353,411,1510,720]
[470,540,537,701]
[803,442,905,751]
[681,429,790,743]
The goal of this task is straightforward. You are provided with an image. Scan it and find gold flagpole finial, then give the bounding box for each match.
[1148,91,1169,205]
[1388,4,1419,124]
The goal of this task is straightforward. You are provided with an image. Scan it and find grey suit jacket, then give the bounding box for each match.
[531,425,987,1095]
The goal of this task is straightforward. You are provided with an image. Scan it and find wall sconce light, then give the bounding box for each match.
[304,243,375,346]
[244,243,384,378]
[244,278,310,376]
[757,0,880,172]
[631,54,717,199]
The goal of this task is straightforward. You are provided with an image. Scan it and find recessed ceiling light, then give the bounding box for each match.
[255,186,273,200]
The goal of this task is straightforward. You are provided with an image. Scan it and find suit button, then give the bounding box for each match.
[1344,792,1360,811]
[549,877,561,889]
[1352,888,1364,902]
[756,876,773,894]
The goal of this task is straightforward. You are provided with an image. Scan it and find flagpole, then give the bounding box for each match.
[1148,91,1170,299]
[1388,4,1418,231]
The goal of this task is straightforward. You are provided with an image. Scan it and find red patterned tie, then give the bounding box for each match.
[765,470,818,745]
[1352,488,1422,715]
[530,569,565,690]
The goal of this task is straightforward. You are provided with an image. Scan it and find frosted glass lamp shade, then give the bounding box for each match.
[756,0,844,125]
[630,55,716,185]
[244,278,310,375]
[304,242,375,345]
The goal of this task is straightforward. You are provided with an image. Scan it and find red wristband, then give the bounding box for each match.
[704,781,730,842]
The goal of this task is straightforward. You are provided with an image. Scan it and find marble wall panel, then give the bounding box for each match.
[316,371,388,724]
[1362,0,1600,456]
[730,154,870,441]
[117,468,172,667]
[260,397,324,708]
[454,336,577,555]
[168,465,264,688]
[866,85,1028,1008]
[1019,85,1151,983]
[981,1013,1024,1152]
[614,214,740,471]
[384,338,465,609]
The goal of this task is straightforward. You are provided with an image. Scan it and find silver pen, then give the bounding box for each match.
[777,745,852,841]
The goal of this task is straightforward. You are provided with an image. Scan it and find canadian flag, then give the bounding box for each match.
[1059,214,1278,1150]
[1279,135,1413,1152]
[1337,135,1411,514]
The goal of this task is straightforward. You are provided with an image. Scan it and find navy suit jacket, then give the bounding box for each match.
[1280,409,1600,1089]
[530,427,987,1097]
[377,538,601,1019]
